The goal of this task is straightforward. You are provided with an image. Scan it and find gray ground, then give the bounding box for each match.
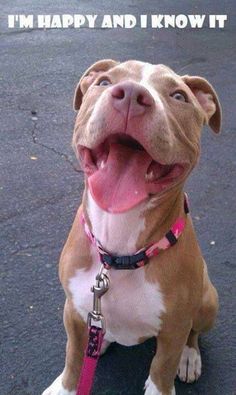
[1,1,236,394]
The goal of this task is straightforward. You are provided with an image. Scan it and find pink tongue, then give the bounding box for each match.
[88,143,153,213]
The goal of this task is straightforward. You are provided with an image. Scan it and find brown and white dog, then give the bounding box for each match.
[42,59,221,395]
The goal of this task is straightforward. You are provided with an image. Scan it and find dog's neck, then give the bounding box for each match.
[83,187,185,256]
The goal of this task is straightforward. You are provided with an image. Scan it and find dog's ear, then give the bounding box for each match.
[182,75,222,133]
[73,59,119,111]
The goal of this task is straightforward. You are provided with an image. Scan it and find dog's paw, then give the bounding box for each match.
[177,345,202,383]
[144,376,175,395]
[41,373,76,395]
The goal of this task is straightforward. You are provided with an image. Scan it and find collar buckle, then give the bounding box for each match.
[101,250,148,270]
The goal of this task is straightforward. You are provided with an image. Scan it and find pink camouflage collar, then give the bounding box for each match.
[81,193,189,270]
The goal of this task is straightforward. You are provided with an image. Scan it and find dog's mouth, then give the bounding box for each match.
[79,134,187,213]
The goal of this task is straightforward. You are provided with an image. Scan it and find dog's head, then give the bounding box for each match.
[72,59,221,213]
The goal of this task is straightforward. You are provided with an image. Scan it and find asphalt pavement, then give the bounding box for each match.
[1,1,236,394]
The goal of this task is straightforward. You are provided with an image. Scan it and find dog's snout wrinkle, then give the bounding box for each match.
[110,81,154,119]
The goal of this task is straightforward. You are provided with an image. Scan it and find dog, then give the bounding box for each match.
[42,59,221,395]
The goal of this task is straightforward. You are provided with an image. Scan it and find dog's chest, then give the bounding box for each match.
[69,194,165,346]
[69,253,165,346]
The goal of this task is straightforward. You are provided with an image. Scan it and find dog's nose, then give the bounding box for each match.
[110,81,154,117]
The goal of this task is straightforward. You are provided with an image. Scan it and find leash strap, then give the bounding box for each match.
[76,267,109,395]
[76,326,104,395]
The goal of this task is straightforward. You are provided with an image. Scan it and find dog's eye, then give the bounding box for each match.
[171,91,188,102]
[98,79,111,86]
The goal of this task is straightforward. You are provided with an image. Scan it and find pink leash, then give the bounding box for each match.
[76,268,109,395]
[76,326,104,395]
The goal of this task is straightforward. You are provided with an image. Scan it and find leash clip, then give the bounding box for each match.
[87,266,109,334]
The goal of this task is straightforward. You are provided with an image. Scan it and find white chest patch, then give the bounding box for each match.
[69,193,165,346]
[69,260,165,346]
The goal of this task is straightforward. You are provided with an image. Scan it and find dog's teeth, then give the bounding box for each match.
[98,160,105,169]
[145,171,154,181]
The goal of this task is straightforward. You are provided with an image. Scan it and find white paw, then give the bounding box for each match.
[41,373,76,395]
[177,345,202,383]
[144,376,175,395]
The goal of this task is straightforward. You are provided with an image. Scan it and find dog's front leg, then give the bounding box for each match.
[145,323,191,395]
[42,298,87,395]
